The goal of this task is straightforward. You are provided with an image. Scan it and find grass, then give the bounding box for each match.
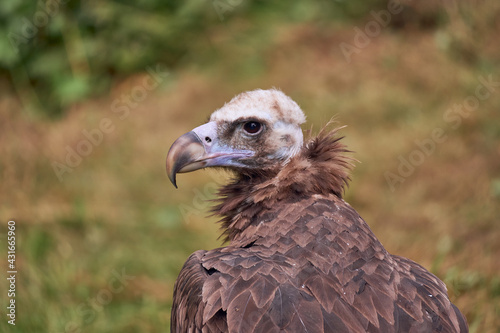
[1,3,500,332]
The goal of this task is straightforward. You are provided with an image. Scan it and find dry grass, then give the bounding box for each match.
[1,4,499,332]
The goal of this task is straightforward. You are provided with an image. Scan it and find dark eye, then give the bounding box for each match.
[243,121,262,134]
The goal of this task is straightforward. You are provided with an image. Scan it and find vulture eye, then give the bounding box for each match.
[243,121,262,135]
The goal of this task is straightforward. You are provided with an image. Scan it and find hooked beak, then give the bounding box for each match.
[166,122,254,188]
[166,131,206,188]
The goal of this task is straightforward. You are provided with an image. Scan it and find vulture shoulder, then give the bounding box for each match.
[171,250,227,333]
[171,194,467,332]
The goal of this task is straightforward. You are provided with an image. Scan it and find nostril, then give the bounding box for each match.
[205,137,212,143]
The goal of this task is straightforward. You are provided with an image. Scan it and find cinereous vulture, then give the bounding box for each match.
[166,89,468,333]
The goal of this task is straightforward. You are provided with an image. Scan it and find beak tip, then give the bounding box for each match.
[167,166,178,188]
[171,177,178,189]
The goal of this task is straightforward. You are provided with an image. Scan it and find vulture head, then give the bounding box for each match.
[166,89,307,187]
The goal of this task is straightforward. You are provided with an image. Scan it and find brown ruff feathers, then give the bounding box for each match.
[213,126,354,243]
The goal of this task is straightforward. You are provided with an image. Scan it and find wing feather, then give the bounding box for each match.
[227,290,265,333]
[171,250,208,333]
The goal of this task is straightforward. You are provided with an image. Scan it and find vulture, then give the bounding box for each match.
[166,89,468,333]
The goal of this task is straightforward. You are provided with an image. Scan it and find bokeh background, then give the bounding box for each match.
[0,1,499,332]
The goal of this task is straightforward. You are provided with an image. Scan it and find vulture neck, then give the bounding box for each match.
[214,127,354,244]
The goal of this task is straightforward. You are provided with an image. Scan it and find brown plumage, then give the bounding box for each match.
[166,89,468,333]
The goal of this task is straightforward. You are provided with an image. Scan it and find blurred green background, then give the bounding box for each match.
[0,0,499,332]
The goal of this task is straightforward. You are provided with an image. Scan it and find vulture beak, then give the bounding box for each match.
[166,122,254,188]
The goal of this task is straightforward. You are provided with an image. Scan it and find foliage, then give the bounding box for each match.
[1,0,395,117]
